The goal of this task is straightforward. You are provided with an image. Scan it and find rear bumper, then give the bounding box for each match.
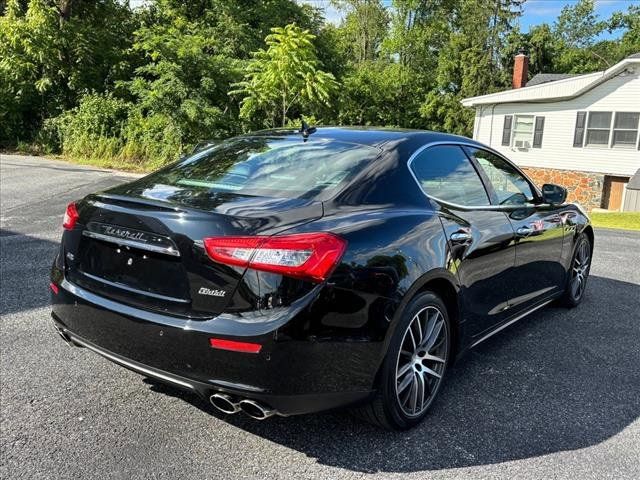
[50,279,377,415]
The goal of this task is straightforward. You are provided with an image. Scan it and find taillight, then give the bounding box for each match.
[203,232,346,282]
[62,202,79,230]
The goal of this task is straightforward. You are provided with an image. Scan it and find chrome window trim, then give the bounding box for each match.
[406,140,542,211]
[82,230,181,257]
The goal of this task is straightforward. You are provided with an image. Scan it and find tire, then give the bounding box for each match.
[558,233,592,308]
[353,291,451,430]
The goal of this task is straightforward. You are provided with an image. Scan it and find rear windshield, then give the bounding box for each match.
[149,137,380,199]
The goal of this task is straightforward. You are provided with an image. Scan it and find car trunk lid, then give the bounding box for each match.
[64,190,323,318]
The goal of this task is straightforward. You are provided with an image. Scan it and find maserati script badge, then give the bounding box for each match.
[103,225,148,242]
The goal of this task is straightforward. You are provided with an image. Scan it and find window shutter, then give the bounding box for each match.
[533,116,545,148]
[573,112,586,147]
[501,115,513,146]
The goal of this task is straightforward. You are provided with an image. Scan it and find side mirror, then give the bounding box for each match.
[541,183,567,205]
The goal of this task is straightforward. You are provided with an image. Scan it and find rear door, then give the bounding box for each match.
[409,145,517,337]
[465,147,565,312]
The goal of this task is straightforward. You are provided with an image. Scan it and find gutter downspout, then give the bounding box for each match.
[487,104,496,147]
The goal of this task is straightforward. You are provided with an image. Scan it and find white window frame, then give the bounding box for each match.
[584,111,613,147]
[511,114,535,149]
[582,111,640,149]
[611,112,640,148]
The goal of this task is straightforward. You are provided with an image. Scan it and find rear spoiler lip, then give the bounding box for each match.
[89,193,186,212]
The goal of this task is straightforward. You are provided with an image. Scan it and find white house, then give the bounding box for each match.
[461,53,640,211]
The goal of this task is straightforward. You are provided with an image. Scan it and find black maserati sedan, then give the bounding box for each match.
[50,127,593,429]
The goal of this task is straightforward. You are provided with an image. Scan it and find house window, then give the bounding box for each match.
[585,112,612,146]
[612,112,640,147]
[576,111,640,148]
[512,115,534,148]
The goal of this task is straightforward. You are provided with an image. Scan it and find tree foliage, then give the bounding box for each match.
[0,0,638,168]
[0,0,135,144]
[231,24,338,128]
[332,0,389,63]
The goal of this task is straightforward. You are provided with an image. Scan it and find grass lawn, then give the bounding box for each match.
[590,212,640,231]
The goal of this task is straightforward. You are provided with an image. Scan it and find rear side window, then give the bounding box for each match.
[465,147,535,205]
[149,137,380,199]
[410,145,490,206]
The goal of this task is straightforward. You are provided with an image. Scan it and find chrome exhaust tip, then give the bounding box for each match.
[209,393,240,414]
[53,324,74,347]
[238,399,276,420]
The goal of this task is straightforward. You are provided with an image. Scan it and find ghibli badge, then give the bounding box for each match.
[198,287,226,297]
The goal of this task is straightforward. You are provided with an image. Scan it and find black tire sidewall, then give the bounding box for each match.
[380,291,451,429]
[566,233,592,306]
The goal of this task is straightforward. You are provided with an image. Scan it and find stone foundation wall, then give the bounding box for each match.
[522,167,605,210]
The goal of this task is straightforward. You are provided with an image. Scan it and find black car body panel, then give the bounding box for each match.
[51,127,592,416]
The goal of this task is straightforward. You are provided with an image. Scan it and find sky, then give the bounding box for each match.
[520,0,635,36]
[299,0,638,38]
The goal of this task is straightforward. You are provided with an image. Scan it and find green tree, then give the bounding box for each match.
[608,4,640,60]
[231,24,339,128]
[332,0,389,63]
[503,24,557,78]
[551,0,613,72]
[123,1,244,144]
[554,0,605,49]
[338,61,422,127]
[0,0,135,145]
[420,0,524,136]
[1,0,638,167]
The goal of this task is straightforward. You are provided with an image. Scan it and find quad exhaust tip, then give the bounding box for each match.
[238,399,276,420]
[209,393,276,420]
[209,393,241,414]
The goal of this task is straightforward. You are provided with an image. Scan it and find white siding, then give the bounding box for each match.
[472,70,640,176]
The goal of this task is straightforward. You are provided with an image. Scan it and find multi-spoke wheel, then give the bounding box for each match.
[395,306,448,417]
[353,291,451,430]
[560,233,592,307]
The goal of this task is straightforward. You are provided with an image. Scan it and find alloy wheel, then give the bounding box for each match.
[571,239,591,301]
[395,306,448,417]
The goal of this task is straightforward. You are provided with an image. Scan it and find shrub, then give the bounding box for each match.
[43,93,130,159]
[36,93,183,170]
[121,112,183,169]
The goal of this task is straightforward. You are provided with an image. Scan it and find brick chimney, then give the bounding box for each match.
[513,49,529,89]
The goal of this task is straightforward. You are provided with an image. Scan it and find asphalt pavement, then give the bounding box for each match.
[1,153,639,479]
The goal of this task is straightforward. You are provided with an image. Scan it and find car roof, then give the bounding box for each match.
[244,126,484,152]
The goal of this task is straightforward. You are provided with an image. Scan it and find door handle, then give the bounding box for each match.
[450,231,472,244]
[516,226,534,237]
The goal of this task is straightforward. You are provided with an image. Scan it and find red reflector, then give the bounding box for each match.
[209,338,262,354]
[63,202,79,230]
[49,282,59,294]
[203,233,346,282]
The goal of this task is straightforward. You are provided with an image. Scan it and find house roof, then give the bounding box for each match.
[526,73,582,86]
[461,54,640,107]
[628,169,640,191]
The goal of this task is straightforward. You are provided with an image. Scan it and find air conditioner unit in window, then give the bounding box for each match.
[514,140,530,148]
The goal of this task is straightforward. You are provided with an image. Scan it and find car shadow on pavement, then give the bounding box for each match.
[148,274,640,473]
